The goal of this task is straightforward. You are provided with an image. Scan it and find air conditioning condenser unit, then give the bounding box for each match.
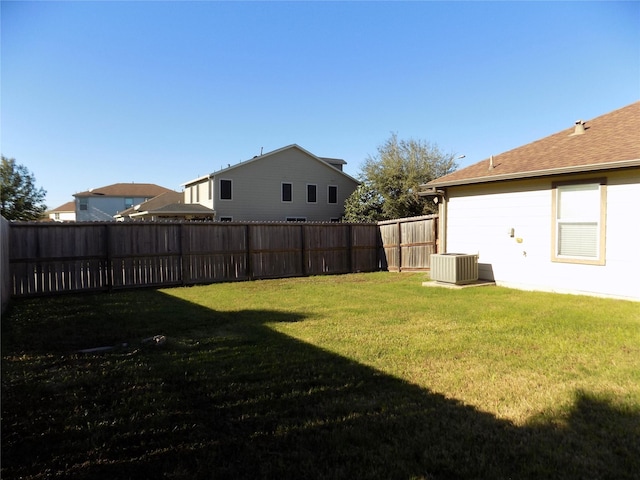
[430,253,478,285]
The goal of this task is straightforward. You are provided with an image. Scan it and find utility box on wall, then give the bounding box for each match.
[430,253,479,285]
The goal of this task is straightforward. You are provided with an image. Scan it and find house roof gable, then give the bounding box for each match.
[115,191,215,218]
[115,191,183,216]
[182,144,359,186]
[74,183,175,198]
[425,101,640,188]
[47,201,75,213]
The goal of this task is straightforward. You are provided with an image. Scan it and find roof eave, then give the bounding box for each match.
[181,174,212,187]
[423,159,640,188]
[181,144,360,186]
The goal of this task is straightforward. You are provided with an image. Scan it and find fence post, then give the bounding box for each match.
[300,224,306,276]
[105,224,113,291]
[246,224,253,280]
[397,220,402,272]
[180,223,186,285]
[1,216,11,314]
[347,224,353,273]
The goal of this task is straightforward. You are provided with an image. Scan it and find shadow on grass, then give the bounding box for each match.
[2,289,638,479]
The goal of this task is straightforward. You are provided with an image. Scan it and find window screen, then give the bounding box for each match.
[328,185,338,204]
[282,183,292,202]
[220,179,232,200]
[307,184,317,203]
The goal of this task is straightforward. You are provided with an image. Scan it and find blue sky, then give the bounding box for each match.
[2,1,639,210]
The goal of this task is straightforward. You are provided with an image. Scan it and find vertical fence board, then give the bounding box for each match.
[378,223,400,271]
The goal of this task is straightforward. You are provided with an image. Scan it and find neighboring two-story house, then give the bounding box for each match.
[73,183,176,221]
[181,144,360,222]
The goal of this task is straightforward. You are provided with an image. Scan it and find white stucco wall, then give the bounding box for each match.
[444,169,640,301]
[48,211,76,222]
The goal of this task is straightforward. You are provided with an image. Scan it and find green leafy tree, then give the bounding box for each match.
[1,156,47,220]
[343,183,385,223]
[357,133,458,220]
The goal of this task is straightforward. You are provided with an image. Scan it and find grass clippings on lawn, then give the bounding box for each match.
[2,272,639,479]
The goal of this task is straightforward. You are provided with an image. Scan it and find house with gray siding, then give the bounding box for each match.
[181,145,360,222]
[73,183,176,221]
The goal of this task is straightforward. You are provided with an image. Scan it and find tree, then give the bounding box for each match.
[1,156,47,221]
[343,183,385,223]
[353,133,458,220]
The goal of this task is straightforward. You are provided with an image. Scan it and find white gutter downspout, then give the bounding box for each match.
[439,189,447,253]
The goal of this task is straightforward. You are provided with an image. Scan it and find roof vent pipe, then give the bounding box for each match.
[573,120,585,135]
[489,155,494,170]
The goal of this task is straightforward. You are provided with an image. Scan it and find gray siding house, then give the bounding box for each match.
[182,145,360,222]
[73,183,176,221]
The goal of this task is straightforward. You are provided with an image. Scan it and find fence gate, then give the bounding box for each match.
[378,215,438,272]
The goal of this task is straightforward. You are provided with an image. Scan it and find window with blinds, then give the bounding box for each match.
[552,180,606,265]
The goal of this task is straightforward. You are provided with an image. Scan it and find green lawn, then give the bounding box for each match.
[2,272,639,479]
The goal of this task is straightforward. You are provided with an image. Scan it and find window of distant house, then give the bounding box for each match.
[286,217,306,222]
[551,179,606,265]
[220,179,232,200]
[328,185,338,204]
[54,213,60,220]
[125,198,134,209]
[282,182,293,202]
[208,179,213,200]
[307,184,317,203]
[195,185,200,203]
[79,198,87,211]
[219,217,233,222]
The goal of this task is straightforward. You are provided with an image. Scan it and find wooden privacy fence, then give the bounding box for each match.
[8,222,383,297]
[378,215,438,272]
[1,216,10,313]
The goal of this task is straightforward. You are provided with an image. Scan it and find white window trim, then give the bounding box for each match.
[219,179,233,201]
[551,178,606,266]
[307,183,318,204]
[282,182,293,203]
